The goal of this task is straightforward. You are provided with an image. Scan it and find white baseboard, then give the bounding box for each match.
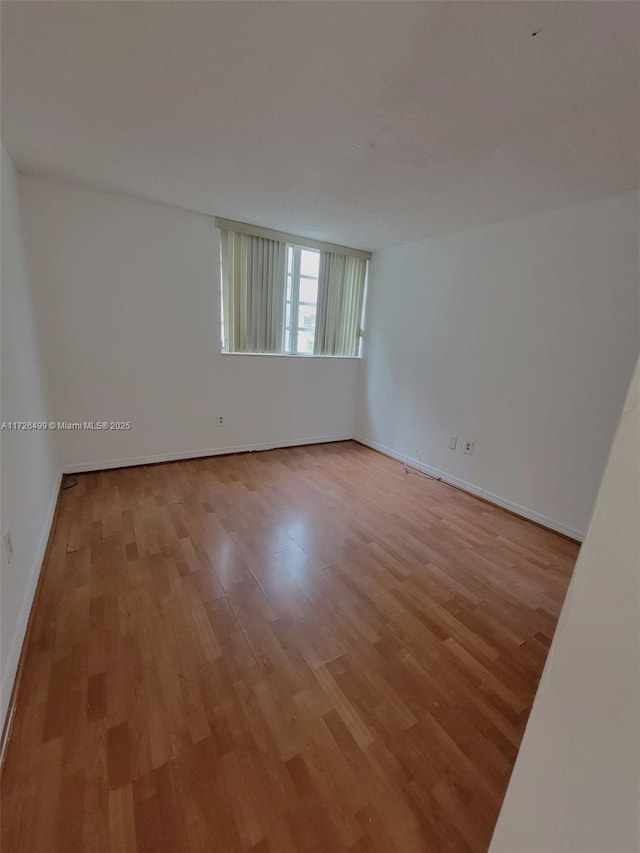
[1,466,63,741]
[61,433,354,474]
[353,435,584,542]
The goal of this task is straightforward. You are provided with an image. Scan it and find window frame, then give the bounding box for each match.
[219,232,366,359]
[285,244,320,356]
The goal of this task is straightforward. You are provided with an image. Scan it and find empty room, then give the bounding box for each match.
[1,2,638,851]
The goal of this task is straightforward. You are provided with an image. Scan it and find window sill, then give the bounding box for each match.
[220,351,361,361]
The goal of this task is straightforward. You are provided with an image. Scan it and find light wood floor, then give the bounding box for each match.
[1,441,578,852]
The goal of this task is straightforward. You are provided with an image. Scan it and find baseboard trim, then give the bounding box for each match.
[61,434,354,475]
[0,466,64,765]
[353,435,584,542]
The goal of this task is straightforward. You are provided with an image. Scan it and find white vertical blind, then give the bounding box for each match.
[220,229,287,353]
[220,222,368,357]
[314,252,367,357]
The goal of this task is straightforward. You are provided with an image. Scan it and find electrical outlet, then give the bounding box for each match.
[217,415,224,427]
[463,440,474,455]
[3,530,14,564]
[448,435,458,450]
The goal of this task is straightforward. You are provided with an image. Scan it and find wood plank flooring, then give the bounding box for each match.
[1,441,579,852]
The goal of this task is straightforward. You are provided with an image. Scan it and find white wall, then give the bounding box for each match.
[0,148,59,729]
[490,352,640,853]
[355,192,639,538]
[19,176,359,472]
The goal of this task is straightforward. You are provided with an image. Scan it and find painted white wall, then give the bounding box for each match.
[18,176,359,472]
[490,352,640,853]
[0,148,59,729]
[355,192,639,538]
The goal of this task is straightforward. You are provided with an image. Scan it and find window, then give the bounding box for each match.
[218,219,369,358]
[285,245,320,355]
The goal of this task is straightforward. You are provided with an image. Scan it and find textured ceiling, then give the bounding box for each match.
[2,1,638,250]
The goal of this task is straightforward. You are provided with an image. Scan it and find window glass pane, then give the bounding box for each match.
[220,287,225,351]
[298,305,316,330]
[287,246,294,275]
[285,326,294,353]
[297,330,314,354]
[299,249,319,278]
[285,302,291,328]
[299,278,317,305]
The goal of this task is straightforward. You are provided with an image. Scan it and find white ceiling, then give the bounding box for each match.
[2,1,638,250]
